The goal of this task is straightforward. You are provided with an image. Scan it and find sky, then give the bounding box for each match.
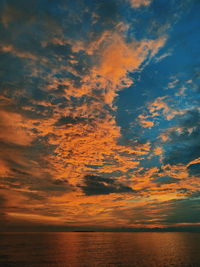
[0,0,200,231]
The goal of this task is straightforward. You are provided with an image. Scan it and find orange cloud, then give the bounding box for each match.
[140,119,154,128]
[147,96,184,121]
[55,32,166,105]
[0,44,36,60]
[91,33,166,105]
[19,32,166,190]
[153,146,163,156]
[0,30,169,228]
[1,0,199,231]
[0,159,10,176]
[0,110,33,146]
[129,0,152,9]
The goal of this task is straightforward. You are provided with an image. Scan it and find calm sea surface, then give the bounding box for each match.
[0,232,200,267]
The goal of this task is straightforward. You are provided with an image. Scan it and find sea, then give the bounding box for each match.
[0,232,200,267]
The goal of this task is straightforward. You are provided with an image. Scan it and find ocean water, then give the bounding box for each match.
[0,232,200,267]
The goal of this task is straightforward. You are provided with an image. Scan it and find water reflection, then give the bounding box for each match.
[0,232,200,266]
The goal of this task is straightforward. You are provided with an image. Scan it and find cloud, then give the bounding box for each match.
[165,198,200,225]
[138,114,154,128]
[111,199,171,228]
[2,0,195,229]
[70,32,166,105]
[0,110,33,146]
[153,176,180,185]
[162,109,200,165]
[148,96,178,120]
[80,175,134,195]
[187,163,200,177]
[54,116,88,126]
[0,159,10,176]
[0,194,8,227]
[154,52,171,63]
[179,109,200,128]
[0,23,165,225]
[129,0,152,9]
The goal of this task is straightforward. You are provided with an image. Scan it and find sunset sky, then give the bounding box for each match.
[0,0,200,231]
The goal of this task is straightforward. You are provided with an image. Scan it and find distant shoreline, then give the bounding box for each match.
[1,229,200,233]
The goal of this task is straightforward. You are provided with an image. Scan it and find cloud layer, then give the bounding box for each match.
[0,0,199,230]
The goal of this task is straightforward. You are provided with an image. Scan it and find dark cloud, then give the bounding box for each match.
[165,198,200,224]
[28,178,73,196]
[163,109,200,165]
[179,109,200,128]
[1,174,73,198]
[0,194,8,226]
[187,163,200,177]
[188,191,200,198]
[0,194,6,207]
[54,116,88,126]
[80,175,134,195]
[112,201,168,226]
[95,0,120,27]
[153,176,180,184]
[112,197,200,227]
[0,138,73,198]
